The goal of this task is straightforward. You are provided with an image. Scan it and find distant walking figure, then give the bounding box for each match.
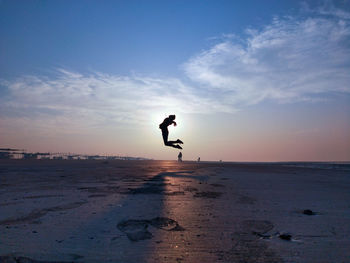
[178,152,183,162]
[159,115,183,149]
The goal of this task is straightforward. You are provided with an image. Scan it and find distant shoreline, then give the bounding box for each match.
[1,158,349,171]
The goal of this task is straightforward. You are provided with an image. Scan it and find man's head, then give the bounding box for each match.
[169,114,176,120]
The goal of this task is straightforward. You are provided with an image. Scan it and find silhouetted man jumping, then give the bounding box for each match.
[159,115,183,149]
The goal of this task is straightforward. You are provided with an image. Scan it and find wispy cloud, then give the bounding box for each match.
[0,69,232,135]
[302,0,350,20]
[184,3,350,104]
[1,3,350,133]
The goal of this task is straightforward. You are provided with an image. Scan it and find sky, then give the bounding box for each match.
[0,0,350,161]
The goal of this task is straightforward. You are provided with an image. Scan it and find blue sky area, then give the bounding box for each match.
[0,0,323,78]
[0,0,350,161]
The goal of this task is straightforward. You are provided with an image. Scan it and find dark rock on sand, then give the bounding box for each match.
[303,209,316,215]
[70,254,84,260]
[279,233,292,241]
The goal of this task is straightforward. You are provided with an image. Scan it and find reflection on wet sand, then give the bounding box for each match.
[1,159,350,262]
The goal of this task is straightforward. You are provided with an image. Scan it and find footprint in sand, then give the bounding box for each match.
[117,219,152,242]
[117,217,185,242]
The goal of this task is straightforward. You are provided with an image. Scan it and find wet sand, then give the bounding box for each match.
[0,159,349,262]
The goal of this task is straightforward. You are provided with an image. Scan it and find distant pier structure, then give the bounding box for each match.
[0,151,10,159]
[0,148,148,161]
[0,148,23,159]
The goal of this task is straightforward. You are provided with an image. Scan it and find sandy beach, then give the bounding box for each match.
[0,159,349,263]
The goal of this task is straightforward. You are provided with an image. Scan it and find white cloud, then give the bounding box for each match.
[0,69,235,136]
[1,3,350,134]
[184,5,350,104]
[303,0,350,20]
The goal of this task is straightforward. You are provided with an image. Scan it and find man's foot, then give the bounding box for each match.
[176,139,184,144]
[174,144,183,149]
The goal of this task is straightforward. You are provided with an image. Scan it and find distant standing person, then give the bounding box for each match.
[178,152,182,162]
[197,157,200,162]
[159,115,183,149]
